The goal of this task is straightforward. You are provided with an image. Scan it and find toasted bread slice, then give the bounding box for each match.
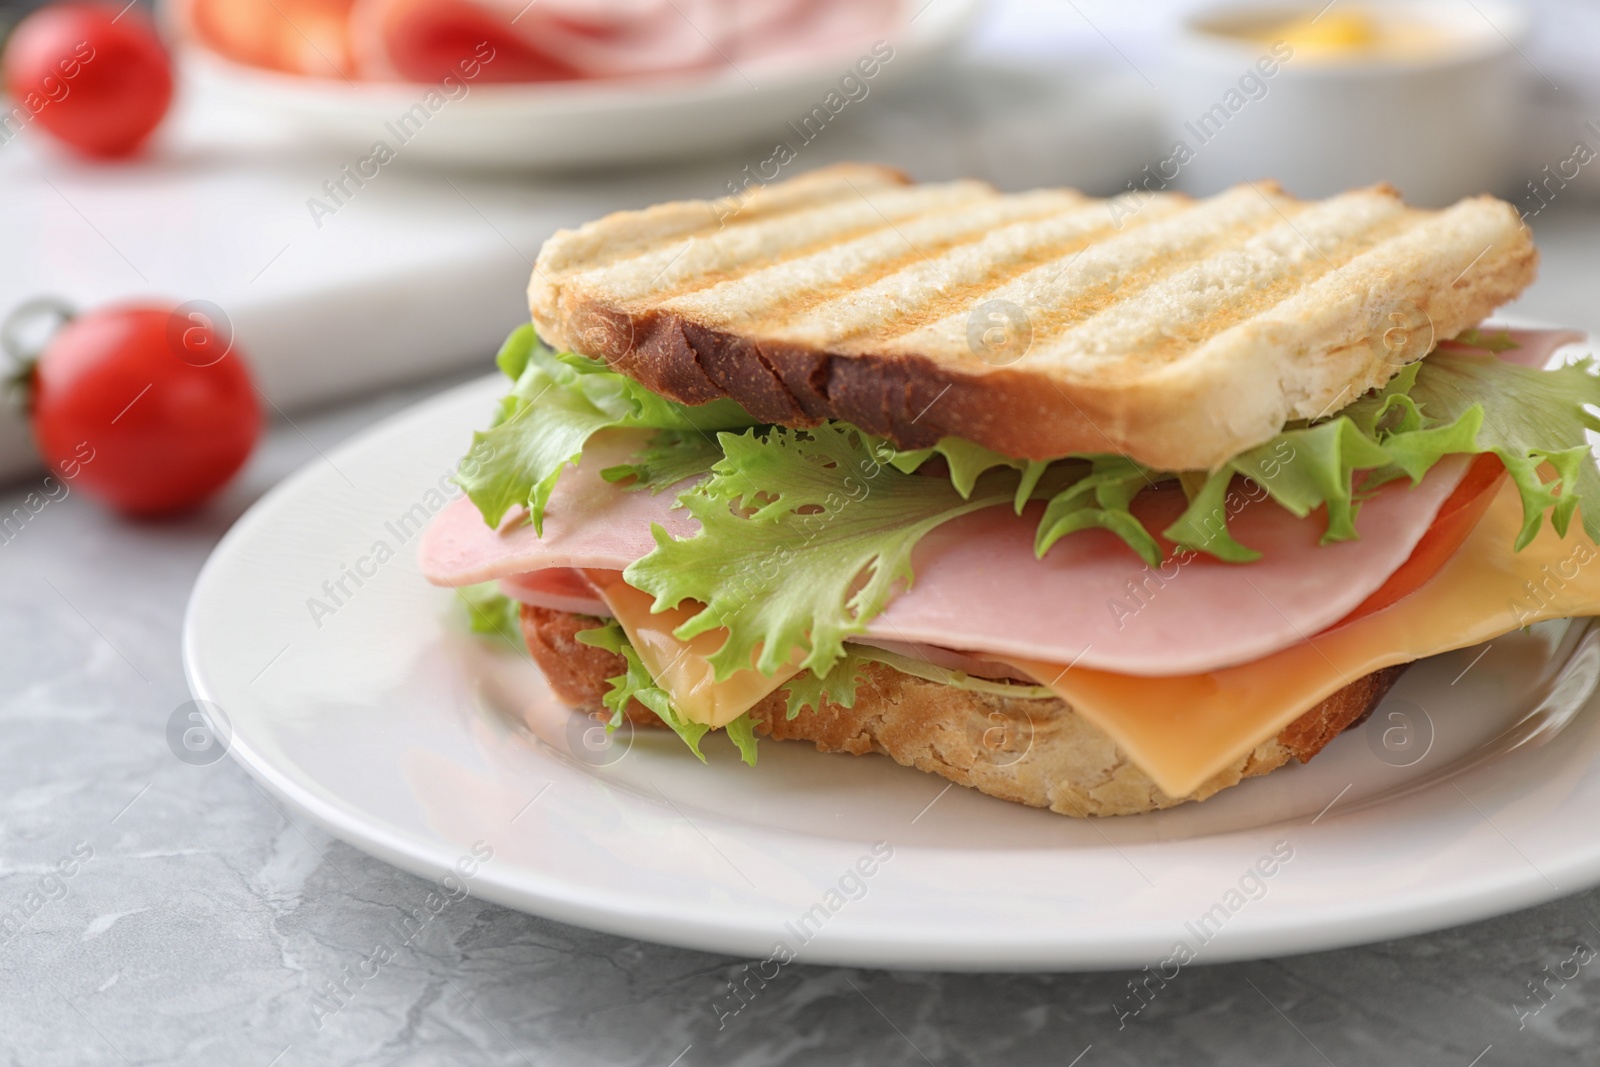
[528,163,1535,470]
[520,605,1405,817]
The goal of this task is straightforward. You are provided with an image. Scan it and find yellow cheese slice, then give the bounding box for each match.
[1007,483,1600,799]
[582,569,800,728]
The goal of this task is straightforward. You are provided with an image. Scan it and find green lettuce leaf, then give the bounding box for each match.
[1162,419,1395,562]
[455,583,523,648]
[599,429,724,494]
[889,440,1173,566]
[623,424,1016,682]
[776,641,1054,718]
[1451,328,1519,354]
[457,327,758,532]
[1034,454,1166,565]
[573,619,760,766]
[850,645,1056,701]
[722,712,760,767]
[1163,350,1600,559]
[782,649,872,719]
[574,619,712,760]
[1389,351,1600,547]
[888,437,1049,510]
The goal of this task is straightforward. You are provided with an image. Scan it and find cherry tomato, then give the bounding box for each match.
[29,302,261,515]
[3,3,174,158]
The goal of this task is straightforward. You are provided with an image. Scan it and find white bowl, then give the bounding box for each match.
[178,0,980,171]
[1159,0,1527,205]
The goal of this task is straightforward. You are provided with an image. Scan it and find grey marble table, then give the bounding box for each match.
[7,206,1600,1066]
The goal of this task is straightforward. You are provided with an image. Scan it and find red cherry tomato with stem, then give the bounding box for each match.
[3,3,173,158]
[22,301,262,515]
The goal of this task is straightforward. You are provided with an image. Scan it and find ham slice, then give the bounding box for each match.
[419,328,1586,677]
[422,430,693,584]
[1438,328,1575,366]
[347,0,900,83]
[869,466,1468,674]
[498,568,607,616]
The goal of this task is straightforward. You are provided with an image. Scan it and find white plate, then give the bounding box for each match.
[177,0,979,169]
[184,368,1600,972]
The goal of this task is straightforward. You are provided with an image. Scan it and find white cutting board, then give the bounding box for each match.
[0,87,678,482]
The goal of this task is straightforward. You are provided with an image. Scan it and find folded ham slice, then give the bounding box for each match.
[348,0,900,82]
[183,0,897,82]
[419,328,1584,677]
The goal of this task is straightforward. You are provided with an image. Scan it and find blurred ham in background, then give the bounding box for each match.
[175,0,902,83]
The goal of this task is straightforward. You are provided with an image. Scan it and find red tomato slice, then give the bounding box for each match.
[1329,453,1507,629]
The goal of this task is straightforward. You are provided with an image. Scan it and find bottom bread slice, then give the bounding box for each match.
[520,605,1407,817]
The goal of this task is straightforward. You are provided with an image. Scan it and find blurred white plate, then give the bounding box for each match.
[183,329,1600,970]
[179,0,980,169]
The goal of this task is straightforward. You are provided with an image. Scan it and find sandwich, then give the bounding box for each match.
[419,162,1600,817]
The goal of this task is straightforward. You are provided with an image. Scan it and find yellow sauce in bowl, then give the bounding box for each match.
[1209,8,1466,64]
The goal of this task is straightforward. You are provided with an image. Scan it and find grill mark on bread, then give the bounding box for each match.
[1016,210,1306,351]
[736,197,1092,329]
[1039,213,1308,348]
[537,163,913,281]
[584,184,998,308]
[568,183,964,305]
[874,184,1300,359]
[785,195,1190,347]
[1045,192,1422,373]
[530,165,1537,469]
[661,190,1092,333]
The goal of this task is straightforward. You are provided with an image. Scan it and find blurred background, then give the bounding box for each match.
[5,7,1600,1062]
[3,0,1599,492]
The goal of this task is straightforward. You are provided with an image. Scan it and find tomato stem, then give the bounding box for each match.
[2,296,76,412]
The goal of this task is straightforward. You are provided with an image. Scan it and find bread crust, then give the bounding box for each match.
[528,166,1537,470]
[519,606,1407,817]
